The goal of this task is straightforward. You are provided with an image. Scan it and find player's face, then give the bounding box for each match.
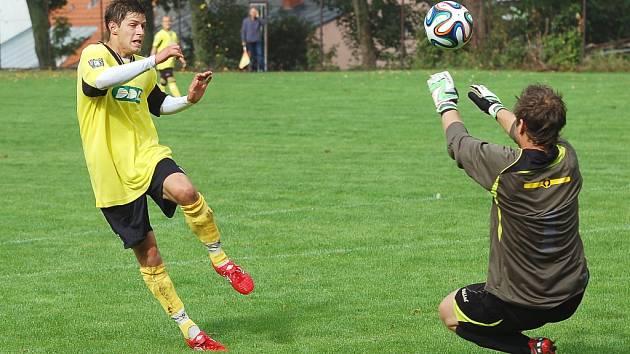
[162,17,171,31]
[114,12,146,55]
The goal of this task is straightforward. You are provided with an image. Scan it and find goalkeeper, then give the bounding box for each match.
[426,72,589,354]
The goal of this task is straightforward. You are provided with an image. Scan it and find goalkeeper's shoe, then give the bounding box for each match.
[528,337,556,354]
[186,331,227,351]
[213,260,254,295]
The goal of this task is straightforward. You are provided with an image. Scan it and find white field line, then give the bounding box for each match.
[1,215,626,247]
[1,223,627,281]
[0,196,449,246]
[1,237,50,245]
[0,237,481,282]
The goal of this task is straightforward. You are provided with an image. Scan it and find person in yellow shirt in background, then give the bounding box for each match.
[76,1,254,351]
[151,15,184,96]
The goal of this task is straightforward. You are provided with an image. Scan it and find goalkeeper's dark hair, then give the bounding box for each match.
[514,84,566,148]
[104,0,146,35]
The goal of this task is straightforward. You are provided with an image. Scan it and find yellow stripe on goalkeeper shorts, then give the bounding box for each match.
[524,176,571,189]
[453,301,503,327]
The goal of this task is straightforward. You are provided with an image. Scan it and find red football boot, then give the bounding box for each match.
[529,337,556,354]
[186,331,227,351]
[213,260,254,295]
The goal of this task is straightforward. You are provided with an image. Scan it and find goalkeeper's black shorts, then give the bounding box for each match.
[454,282,584,335]
[100,158,185,249]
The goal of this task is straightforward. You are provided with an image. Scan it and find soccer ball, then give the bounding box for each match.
[424,1,473,50]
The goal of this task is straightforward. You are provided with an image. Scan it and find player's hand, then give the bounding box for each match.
[427,71,458,115]
[155,44,185,66]
[468,85,506,119]
[187,70,213,104]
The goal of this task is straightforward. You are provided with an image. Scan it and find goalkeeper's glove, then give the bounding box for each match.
[467,84,506,119]
[427,71,458,115]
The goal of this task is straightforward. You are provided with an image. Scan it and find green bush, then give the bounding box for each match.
[580,52,630,72]
[541,30,583,70]
[411,1,594,71]
[190,0,247,70]
[412,17,584,71]
[307,40,339,71]
[268,13,311,71]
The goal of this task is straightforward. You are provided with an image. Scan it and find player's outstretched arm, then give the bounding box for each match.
[427,73,520,191]
[155,43,186,67]
[186,71,213,104]
[467,85,517,138]
[94,44,184,90]
[159,71,212,115]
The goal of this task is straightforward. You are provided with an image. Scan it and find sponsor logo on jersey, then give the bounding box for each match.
[88,58,104,68]
[112,86,143,103]
[523,176,571,189]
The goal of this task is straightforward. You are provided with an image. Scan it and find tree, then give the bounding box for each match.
[351,0,377,69]
[188,0,246,69]
[50,16,88,61]
[461,0,487,50]
[188,0,212,67]
[268,13,311,70]
[26,0,55,69]
[328,0,419,68]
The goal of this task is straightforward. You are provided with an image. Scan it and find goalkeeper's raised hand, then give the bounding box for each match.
[467,85,506,119]
[427,71,458,115]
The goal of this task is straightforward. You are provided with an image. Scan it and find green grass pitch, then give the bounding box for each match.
[0,70,628,353]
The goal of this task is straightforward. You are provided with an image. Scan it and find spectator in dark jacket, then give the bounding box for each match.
[241,7,266,72]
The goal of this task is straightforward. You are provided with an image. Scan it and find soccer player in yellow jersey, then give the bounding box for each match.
[151,15,184,96]
[76,1,253,351]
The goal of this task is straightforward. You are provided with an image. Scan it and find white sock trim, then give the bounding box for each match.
[171,308,191,326]
[188,325,201,339]
[206,241,222,254]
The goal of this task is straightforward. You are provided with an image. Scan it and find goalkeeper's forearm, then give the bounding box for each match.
[441,109,463,135]
[95,56,156,89]
[496,109,518,140]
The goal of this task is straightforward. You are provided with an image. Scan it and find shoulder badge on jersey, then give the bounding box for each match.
[88,58,104,68]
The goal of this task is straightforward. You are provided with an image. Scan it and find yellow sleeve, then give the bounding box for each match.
[79,44,111,88]
[173,32,178,44]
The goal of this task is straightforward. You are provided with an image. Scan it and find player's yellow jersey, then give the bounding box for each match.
[76,43,172,208]
[153,29,179,70]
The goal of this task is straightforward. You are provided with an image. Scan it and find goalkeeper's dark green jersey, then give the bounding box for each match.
[446,122,588,309]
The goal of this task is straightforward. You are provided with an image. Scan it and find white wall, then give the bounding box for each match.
[0,0,32,44]
[0,0,38,68]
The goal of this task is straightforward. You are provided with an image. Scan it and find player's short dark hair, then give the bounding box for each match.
[104,0,146,34]
[514,84,566,148]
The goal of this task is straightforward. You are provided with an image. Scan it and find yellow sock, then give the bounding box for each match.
[140,264,200,339]
[168,79,181,97]
[181,193,229,266]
